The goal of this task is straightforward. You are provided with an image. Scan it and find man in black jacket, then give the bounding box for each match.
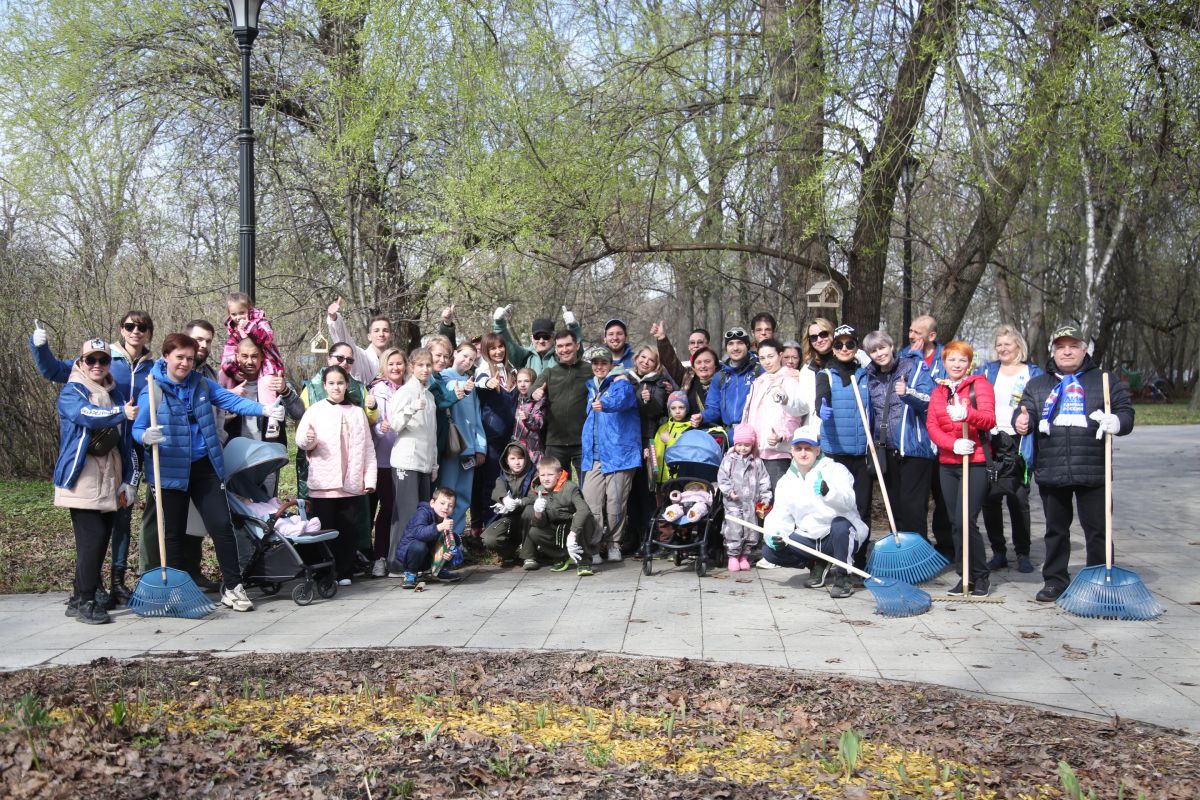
[531,331,590,478]
[1015,326,1134,602]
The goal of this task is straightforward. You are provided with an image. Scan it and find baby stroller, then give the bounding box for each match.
[224,437,340,605]
[641,429,726,577]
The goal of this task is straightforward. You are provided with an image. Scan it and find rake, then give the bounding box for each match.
[128,375,216,619]
[1057,373,1164,621]
[726,516,930,617]
[849,373,948,584]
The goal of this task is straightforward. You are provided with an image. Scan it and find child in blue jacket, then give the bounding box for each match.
[395,487,461,589]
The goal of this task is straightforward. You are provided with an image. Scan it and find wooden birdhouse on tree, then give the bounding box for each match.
[806,280,842,321]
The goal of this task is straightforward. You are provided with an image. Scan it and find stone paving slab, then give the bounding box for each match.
[1,425,1197,733]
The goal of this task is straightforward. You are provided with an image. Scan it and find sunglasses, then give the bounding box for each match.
[723,328,747,341]
[808,331,831,343]
[833,338,858,351]
[83,354,112,367]
[332,354,356,365]
[532,333,552,341]
[122,322,150,333]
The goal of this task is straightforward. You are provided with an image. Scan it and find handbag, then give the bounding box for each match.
[444,417,467,458]
[969,383,1024,499]
[87,425,121,457]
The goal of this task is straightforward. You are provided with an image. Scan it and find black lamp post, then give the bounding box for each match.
[226,0,264,303]
[900,155,919,334]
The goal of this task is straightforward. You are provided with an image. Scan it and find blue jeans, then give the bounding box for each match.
[763,517,855,568]
[403,539,434,573]
[437,455,474,536]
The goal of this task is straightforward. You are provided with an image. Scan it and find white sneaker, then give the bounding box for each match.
[756,558,780,570]
[387,572,406,578]
[371,558,387,578]
[337,578,352,586]
[607,544,623,562]
[591,554,603,566]
[566,532,584,564]
[221,584,254,612]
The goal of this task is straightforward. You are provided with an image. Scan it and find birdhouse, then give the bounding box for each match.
[806,280,842,316]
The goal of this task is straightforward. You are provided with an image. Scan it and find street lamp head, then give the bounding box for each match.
[226,0,264,32]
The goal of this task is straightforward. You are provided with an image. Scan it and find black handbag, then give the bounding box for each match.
[86,425,121,457]
[969,383,1024,499]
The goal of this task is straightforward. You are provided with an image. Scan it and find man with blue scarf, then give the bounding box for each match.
[1014,325,1134,602]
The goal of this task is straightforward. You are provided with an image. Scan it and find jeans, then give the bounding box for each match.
[70,508,115,599]
[436,455,475,536]
[402,539,433,573]
[158,458,242,590]
[762,517,855,569]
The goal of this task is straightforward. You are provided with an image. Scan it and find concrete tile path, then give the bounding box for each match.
[2,425,1197,733]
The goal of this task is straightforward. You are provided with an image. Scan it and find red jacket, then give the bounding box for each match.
[927,374,996,466]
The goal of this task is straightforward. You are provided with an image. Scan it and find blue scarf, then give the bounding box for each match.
[1040,373,1088,434]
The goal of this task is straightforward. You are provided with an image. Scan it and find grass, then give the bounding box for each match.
[1131,401,1200,426]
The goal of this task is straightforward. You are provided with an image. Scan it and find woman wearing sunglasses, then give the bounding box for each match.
[30,311,157,605]
[814,325,874,537]
[53,338,135,625]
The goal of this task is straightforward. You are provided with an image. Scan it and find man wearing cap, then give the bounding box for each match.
[492,304,583,375]
[602,318,635,370]
[760,425,868,598]
[1014,325,1134,602]
[580,345,641,561]
[701,327,763,429]
[531,330,591,477]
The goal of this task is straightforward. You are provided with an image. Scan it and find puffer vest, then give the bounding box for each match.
[819,366,868,456]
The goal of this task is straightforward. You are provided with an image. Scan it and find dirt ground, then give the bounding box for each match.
[0,649,1196,799]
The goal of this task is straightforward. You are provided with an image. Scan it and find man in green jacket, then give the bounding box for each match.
[492,304,582,375]
[530,331,590,478]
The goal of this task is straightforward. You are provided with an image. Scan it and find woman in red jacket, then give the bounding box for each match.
[927,340,996,596]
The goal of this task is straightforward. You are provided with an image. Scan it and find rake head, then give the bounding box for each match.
[864,576,932,617]
[1057,565,1165,621]
[128,567,216,619]
[867,533,949,585]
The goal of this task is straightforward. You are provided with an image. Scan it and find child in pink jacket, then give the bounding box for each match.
[295,365,377,585]
[220,292,286,435]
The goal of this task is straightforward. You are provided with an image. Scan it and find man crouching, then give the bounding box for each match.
[761,425,869,598]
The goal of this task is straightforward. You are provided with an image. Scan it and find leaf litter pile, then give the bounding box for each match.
[0,649,1195,798]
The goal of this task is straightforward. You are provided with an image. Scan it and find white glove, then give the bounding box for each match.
[502,496,519,513]
[1089,410,1120,438]
[561,306,576,326]
[492,305,512,322]
[952,438,975,455]
[947,402,968,422]
[118,483,136,508]
[491,501,506,514]
[32,326,47,347]
[566,531,584,562]
[141,426,164,446]
[534,497,547,514]
[265,403,286,422]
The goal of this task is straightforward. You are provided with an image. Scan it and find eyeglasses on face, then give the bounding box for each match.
[808,331,831,343]
[122,322,150,333]
[723,328,746,341]
[833,338,857,351]
[532,333,552,341]
[84,355,112,367]
[332,353,356,365]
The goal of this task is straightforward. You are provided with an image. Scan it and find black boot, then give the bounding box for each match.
[110,567,132,606]
[94,585,116,611]
[76,599,112,625]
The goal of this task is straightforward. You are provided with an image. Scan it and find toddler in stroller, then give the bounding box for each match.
[641,429,725,577]
[224,437,340,606]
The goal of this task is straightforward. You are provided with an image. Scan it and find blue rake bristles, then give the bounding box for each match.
[867,533,949,585]
[1057,565,1165,621]
[864,576,932,618]
[128,567,216,619]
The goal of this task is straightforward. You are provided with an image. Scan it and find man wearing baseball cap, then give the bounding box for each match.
[759,425,868,598]
[602,318,634,370]
[580,345,641,561]
[1014,324,1135,602]
[491,304,583,376]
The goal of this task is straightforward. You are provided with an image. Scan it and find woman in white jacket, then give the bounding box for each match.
[741,339,812,489]
[761,425,867,598]
[386,347,438,576]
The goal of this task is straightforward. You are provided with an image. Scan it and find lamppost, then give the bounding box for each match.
[226,1,264,303]
[900,155,919,334]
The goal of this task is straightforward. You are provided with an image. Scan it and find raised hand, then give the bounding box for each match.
[690,413,702,427]
[640,384,651,402]
[561,306,576,326]
[441,304,456,325]
[124,399,138,421]
[32,320,47,347]
[327,296,342,320]
[532,385,546,402]
[268,374,285,394]
[650,321,665,341]
[895,373,907,396]
[1015,406,1031,435]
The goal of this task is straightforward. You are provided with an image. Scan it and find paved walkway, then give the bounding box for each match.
[2,426,1197,733]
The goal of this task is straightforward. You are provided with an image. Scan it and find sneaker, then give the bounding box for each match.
[948,579,966,595]
[550,559,573,572]
[93,586,115,611]
[65,596,80,618]
[756,558,780,570]
[727,556,741,572]
[371,558,387,578]
[523,559,541,571]
[591,554,603,566]
[221,583,254,612]
[191,573,221,594]
[75,599,112,625]
[566,532,584,563]
[804,562,829,589]
[607,544,623,563]
[1017,555,1034,574]
[986,553,1008,571]
[576,563,594,577]
[827,573,854,599]
[738,555,751,571]
[401,572,417,589]
[971,576,991,597]
[1035,584,1064,603]
[337,578,352,587]
[388,571,407,578]
[433,569,461,583]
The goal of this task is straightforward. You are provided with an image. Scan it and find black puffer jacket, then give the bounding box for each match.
[1016,356,1134,487]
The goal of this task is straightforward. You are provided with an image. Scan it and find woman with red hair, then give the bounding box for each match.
[926,340,996,596]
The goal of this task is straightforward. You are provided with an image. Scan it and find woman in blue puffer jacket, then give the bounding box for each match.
[133,333,284,612]
[863,330,937,541]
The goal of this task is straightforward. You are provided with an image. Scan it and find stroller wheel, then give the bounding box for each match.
[316,576,338,599]
[260,582,282,597]
[674,550,684,566]
[695,557,707,578]
[292,581,315,606]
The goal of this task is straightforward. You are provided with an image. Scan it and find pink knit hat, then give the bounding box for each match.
[732,424,756,446]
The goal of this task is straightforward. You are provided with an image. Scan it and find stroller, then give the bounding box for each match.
[641,428,726,577]
[224,437,340,605]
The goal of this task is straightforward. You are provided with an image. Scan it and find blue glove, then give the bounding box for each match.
[818,403,833,422]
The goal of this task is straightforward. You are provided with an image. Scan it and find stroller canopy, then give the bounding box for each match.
[664,429,723,467]
[223,437,289,502]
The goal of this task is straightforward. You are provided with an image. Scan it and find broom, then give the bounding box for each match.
[726,516,930,618]
[128,375,216,619]
[850,373,948,583]
[1057,372,1164,620]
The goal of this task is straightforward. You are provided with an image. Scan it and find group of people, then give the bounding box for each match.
[35,294,1134,622]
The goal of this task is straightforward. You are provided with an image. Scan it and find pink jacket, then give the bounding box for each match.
[221,306,284,379]
[742,367,810,460]
[295,400,377,497]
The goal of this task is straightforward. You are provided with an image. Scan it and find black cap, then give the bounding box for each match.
[833,324,856,339]
[604,318,627,333]
[531,318,554,336]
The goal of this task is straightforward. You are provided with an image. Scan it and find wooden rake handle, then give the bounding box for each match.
[147,375,168,582]
[849,373,898,538]
[1103,372,1113,572]
[725,515,871,581]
